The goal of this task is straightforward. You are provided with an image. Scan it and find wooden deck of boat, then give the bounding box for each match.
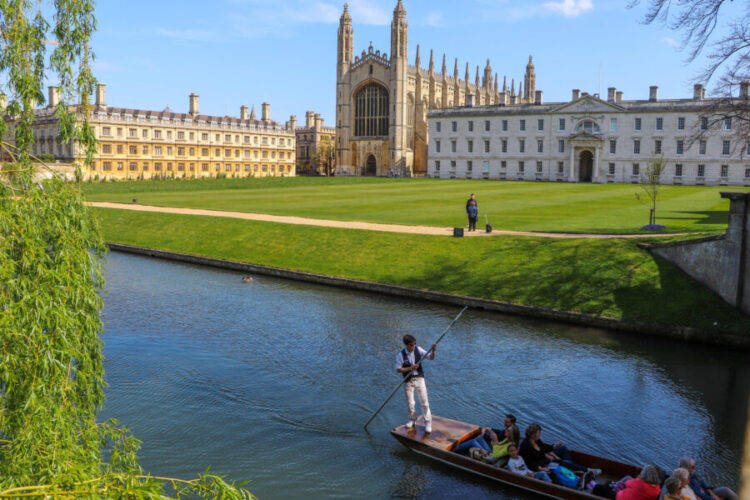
[391,415,480,450]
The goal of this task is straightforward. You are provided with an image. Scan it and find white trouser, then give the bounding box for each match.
[404,376,431,424]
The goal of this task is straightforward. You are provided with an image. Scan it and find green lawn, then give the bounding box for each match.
[82,177,746,234]
[94,207,750,336]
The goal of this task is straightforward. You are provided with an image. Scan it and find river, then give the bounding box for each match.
[99,252,748,499]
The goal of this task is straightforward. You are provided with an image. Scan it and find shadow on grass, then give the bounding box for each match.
[659,211,729,225]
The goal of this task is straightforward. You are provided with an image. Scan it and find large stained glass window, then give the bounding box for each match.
[354,84,389,137]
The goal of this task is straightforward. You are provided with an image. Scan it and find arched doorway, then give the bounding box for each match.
[365,155,377,176]
[579,150,593,182]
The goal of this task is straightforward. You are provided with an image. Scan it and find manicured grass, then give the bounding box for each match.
[94,207,750,335]
[82,177,747,234]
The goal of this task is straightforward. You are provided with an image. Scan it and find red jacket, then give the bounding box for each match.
[615,478,661,500]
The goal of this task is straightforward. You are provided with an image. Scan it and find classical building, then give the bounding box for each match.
[428,83,750,186]
[295,111,336,175]
[3,84,297,180]
[335,1,536,177]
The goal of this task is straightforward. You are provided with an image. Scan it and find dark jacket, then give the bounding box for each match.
[519,438,550,472]
[688,474,714,500]
[466,198,478,212]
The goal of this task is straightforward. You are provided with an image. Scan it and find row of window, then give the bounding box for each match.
[434,138,746,156]
[97,161,294,174]
[433,160,746,178]
[434,116,735,134]
[100,144,293,160]
[98,126,292,146]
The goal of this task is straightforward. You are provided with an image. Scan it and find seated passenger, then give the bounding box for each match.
[614,465,663,500]
[663,476,687,500]
[489,413,516,439]
[454,429,491,455]
[672,468,697,500]
[679,456,738,500]
[507,444,552,482]
[520,423,600,476]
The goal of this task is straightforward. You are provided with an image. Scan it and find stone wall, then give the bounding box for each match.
[645,192,750,314]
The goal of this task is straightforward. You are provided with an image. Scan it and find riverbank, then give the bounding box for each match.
[94,207,750,348]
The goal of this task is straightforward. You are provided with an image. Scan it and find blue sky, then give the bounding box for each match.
[85,0,742,124]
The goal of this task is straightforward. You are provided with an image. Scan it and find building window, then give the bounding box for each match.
[178,147,186,156]
[721,165,729,178]
[723,140,731,155]
[167,131,173,139]
[450,160,456,170]
[675,164,683,177]
[436,122,441,132]
[519,139,525,153]
[701,117,708,130]
[117,128,123,137]
[745,167,750,179]
[609,140,616,154]
[467,160,473,171]
[483,161,489,172]
[676,140,684,155]
[354,83,389,137]
[537,139,543,153]
[559,140,565,153]
[654,140,662,155]
[129,162,137,172]
[656,117,663,130]
[467,140,473,153]
[102,144,111,153]
[502,139,508,153]
[451,140,456,153]
[520,119,526,131]
[699,140,707,155]
[609,162,616,175]
[434,160,440,171]
[519,161,525,173]
[154,130,162,139]
[468,121,474,132]
[575,120,600,134]
[435,140,441,153]
[142,129,148,139]
[724,117,732,130]
[559,118,565,131]
[632,163,640,176]
[502,120,508,131]
[698,164,705,177]
[103,161,112,171]
[634,117,641,131]
[154,162,162,171]
[484,140,490,153]
[129,145,137,154]
[634,140,641,154]
[142,146,148,154]
[129,128,137,138]
[747,142,750,155]
[101,126,111,137]
[117,145,123,154]
[485,120,490,132]
[501,160,507,169]
[452,121,457,132]
[610,118,617,132]
[678,117,685,130]
[557,161,564,173]
[536,161,543,173]
[538,119,544,131]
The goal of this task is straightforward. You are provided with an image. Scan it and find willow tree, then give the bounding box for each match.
[0,2,253,498]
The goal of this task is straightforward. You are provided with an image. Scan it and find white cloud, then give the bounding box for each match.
[662,36,680,48]
[541,0,593,17]
[348,0,390,26]
[425,11,443,27]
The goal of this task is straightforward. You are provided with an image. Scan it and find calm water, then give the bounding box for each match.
[99,252,749,499]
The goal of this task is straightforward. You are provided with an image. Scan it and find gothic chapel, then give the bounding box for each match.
[335,1,537,176]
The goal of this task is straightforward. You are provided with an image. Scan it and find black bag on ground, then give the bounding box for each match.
[485,214,492,233]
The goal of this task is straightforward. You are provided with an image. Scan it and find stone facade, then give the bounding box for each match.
[296,111,336,175]
[2,84,297,180]
[335,1,536,177]
[428,85,750,186]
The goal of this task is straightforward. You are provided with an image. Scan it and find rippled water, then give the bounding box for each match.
[99,252,748,499]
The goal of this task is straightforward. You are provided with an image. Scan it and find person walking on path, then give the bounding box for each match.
[396,334,437,433]
[466,193,478,232]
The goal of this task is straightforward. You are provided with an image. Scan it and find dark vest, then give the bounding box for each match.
[401,347,424,379]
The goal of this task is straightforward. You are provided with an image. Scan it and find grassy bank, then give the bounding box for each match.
[82,177,746,234]
[94,207,750,335]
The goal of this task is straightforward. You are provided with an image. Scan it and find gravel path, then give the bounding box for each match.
[89,201,690,239]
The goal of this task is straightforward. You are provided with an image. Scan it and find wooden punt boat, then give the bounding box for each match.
[391,415,643,500]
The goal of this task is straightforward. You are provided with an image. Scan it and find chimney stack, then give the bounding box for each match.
[572,89,580,101]
[466,93,474,107]
[289,115,297,130]
[240,105,249,120]
[261,102,270,122]
[616,91,623,103]
[95,83,106,108]
[693,84,705,100]
[649,85,658,102]
[315,113,323,130]
[534,90,543,105]
[189,93,199,115]
[740,81,750,99]
[48,86,60,108]
[306,111,315,128]
[607,87,616,102]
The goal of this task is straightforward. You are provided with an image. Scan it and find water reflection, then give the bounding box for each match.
[99,252,747,499]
